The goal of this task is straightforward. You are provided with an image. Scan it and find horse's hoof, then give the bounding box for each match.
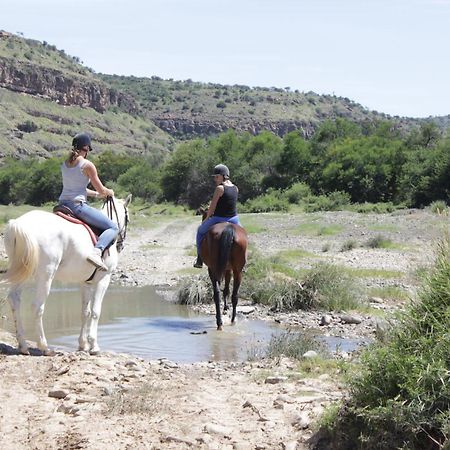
[19,347,30,356]
[42,348,56,357]
[89,348,100,356]
[217,325,223,331]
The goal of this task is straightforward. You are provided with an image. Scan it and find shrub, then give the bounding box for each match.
[240,190,289,213]
[340,239,358,252]
[365,234,393,249]
[266,330,328,360]
[247,260,362,312]
[352,202,398,214]
[176,274,212,305]
[303,191,350,212]
[283,182,312,204]
[317,237,450,449]
[429,200,449,215]
[17,120,38,133]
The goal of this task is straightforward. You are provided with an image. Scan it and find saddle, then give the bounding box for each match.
[53,205,98,246]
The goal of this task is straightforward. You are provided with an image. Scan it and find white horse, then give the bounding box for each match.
[1,195,132,356]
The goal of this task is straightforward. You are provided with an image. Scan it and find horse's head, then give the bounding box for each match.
[103,194,132,253]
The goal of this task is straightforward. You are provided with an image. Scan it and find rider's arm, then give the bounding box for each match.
[86,188,100,199]
[205,185,224,220]
[83,161,114,198]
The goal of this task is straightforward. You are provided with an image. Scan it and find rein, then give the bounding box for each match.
[104,196,129,253]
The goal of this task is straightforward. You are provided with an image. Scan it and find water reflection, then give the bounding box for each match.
[1,284,278,363]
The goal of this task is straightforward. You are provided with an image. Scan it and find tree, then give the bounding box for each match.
[276,131,312,188]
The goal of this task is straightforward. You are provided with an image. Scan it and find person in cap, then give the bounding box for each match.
[194,164,241,268]
[58,133,118,271]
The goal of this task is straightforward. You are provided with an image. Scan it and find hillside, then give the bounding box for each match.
[0,31,174,161]
[0,30,446,160]
[99,74,423,139]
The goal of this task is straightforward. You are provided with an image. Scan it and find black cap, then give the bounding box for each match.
[72,133,92,150]
[212,164,230,178]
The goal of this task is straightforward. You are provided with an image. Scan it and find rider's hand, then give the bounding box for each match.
[102,188,114,198]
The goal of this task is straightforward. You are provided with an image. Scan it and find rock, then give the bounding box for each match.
[340,314,362,324]
[57,404,80,415]
[48,389,69,399]
[302,350,318,359]
[204,423,232,437]
[319,314,332,326]
[292,411,311,429]
[282,441,298,450]
[237,306,255,315]
[375,318,391,341]
[274,394,295,404]
[264,376,288,384]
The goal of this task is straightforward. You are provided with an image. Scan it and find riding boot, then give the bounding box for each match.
[87,248,108,271]
[193,255,203,268]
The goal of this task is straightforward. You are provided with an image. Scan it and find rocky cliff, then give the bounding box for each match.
[0,56,139,114]
[152,115,317,139]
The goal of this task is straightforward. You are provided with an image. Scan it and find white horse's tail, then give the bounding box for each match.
[1,218,39,285]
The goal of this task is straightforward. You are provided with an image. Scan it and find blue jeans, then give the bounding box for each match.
[196,215,241,254]
[60,200,119,251]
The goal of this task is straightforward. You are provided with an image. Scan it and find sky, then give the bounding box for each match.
[2,0,450,118]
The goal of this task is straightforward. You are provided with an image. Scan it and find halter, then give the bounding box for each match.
[104,196,129,253]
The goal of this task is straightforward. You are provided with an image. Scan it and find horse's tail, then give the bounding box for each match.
[1,218,39,285]
[217,224,235,282]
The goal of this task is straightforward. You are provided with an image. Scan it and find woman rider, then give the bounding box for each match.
[58,133,118,271]
[194,164,241,268]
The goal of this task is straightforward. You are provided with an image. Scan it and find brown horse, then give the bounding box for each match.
[200,219,248,330]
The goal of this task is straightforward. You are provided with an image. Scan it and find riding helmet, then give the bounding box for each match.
[212,164,230,178]
[72,133,92,151]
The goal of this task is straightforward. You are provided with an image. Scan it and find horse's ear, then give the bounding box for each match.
[124,194,132,207]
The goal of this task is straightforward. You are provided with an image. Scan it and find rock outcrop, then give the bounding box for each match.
[0,56,139,114]
[152,115,317,139]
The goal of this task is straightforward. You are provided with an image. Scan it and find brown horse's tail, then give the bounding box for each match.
[217,224,235,282]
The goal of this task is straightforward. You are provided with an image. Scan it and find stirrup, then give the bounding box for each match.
[193,256,203,268]
[87,249,107,271]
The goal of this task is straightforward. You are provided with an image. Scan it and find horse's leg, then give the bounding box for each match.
[87,274,111,354]
[209,268,222,330]
[32,273,55,355]
[7,285,29,354]
[223,270,231,314]
[231,270,242,324]
[79,284,93,352]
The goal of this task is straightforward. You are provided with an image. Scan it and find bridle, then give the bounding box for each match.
[104,196,129,253]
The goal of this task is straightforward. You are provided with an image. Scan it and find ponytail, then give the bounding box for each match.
[68,148,79,163]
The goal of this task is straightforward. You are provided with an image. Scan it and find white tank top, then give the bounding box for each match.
[59,159,90,202]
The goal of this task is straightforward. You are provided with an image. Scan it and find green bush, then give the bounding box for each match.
[266,330,328,360]
[247,260,362,312]
[365,234,393,249]
[317,237,450,449]
[429,200,449,215]
[351,202,398,214]
[303,191,351,212]
[240,190,289,213]
[176,274,212,305]
[283,182,312,204]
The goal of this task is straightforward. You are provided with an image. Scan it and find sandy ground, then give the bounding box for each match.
[0,209,448,449]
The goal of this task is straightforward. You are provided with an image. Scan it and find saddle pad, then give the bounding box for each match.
[54,211,98,246]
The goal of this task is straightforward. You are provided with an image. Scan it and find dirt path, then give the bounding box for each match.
[113,216,198,287]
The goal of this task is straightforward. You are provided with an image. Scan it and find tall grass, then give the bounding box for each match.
[314,237,450,449]
[175,253,363,313]
[245,256,363,312]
